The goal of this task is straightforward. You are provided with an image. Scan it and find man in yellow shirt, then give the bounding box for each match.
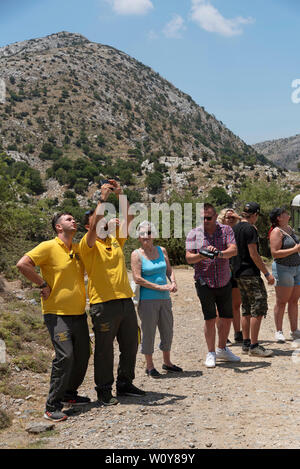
[80,180,145,406]
[17,212,90,422]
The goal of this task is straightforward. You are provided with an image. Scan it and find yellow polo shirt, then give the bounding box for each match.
[79,233,133,304]
[26,237,86,315]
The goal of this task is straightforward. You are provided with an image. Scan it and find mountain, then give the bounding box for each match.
[0,31,298,204]
[252,134,300,171]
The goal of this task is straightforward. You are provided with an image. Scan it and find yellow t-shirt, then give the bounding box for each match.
[79,233,133,304]
[26,237,86,315]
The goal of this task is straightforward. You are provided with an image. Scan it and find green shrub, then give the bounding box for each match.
[0,409,12,430]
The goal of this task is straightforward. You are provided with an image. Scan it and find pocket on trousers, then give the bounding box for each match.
[89,303,104,320]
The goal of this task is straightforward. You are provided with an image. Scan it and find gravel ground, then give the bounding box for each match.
[1,267,300,450]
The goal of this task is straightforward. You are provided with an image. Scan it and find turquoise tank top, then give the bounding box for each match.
[139,246,170,300]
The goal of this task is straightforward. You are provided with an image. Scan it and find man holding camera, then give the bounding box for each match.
[186,203,241,368]
[80,179,145,406]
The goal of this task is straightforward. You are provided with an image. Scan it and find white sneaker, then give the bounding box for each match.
[205,352,216,368]
[216,347,241,362]
[275,331,286,343]
[290,330,300,340]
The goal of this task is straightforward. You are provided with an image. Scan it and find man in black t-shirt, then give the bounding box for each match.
[233,202,275,357]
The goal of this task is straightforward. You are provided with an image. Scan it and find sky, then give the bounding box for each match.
[0,0,299,144]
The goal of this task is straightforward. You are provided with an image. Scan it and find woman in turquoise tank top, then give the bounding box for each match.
[131,222,183,377]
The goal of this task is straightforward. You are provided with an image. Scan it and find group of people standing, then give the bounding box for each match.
[186,202,300,368]
[16,178,300,421]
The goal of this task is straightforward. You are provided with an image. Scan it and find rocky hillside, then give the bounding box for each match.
[253,134,300,172]
[0,31,298,204]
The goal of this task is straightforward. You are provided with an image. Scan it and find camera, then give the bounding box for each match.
[199,248,219,259]
[100,179,115,191]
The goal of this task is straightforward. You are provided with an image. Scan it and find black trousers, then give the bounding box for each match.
[44,313,90,412]
[90,298,138,394]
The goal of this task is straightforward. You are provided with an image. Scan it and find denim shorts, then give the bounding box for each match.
[272,261,300,287]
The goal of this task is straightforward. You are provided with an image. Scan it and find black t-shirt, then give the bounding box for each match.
[232,222,260,278]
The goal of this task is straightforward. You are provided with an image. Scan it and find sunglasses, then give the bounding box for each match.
[140,231,152,237]
[204,216,213,221]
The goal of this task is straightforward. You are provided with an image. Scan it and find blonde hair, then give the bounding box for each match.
[217,208,240,226]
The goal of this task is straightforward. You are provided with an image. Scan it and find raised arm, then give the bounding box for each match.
[86,182,114,248]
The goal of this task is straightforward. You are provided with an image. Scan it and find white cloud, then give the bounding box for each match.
[163,14,186,39]
[107,0,153,16]
[191,0,254,37]
[147,29,159,40]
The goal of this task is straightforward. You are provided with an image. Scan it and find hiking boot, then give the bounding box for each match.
[205,352,216,368]
[234,331,243,343]
[275,331,286,343]
[216,347,241,362]
[62,395,91,406]
[116,383,146,397]
[44,410,68,422]
[249,344,273,357]
[97,390,119,406]
[242,339,251,354]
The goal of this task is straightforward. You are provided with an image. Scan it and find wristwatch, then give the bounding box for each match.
[39,281,48,289]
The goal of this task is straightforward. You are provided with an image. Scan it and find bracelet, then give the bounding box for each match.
[98,197,105,203]
[39,281,48,289]
[264,272,270,278]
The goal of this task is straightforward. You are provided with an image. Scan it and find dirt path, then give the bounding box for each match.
[1,268,300,449]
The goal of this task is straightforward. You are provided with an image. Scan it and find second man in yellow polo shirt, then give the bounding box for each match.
[80,179,145,406]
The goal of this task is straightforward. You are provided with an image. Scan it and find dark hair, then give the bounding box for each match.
[51,212,73,233]
[83,209,94,227]
[204,203,216,214]
[269,207,288,227]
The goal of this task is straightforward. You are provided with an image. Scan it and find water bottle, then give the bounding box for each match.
[0,339,6,364]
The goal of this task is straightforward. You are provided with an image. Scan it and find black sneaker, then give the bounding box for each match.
[146,368,161,378]
[44,410,68,422]
[234,331,243,343]
[242,339,251,354]
[62,395,91,406]
[97,390,119,406]
[117,383,146,397]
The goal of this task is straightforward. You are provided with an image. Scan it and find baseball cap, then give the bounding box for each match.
[243,202,260,215]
